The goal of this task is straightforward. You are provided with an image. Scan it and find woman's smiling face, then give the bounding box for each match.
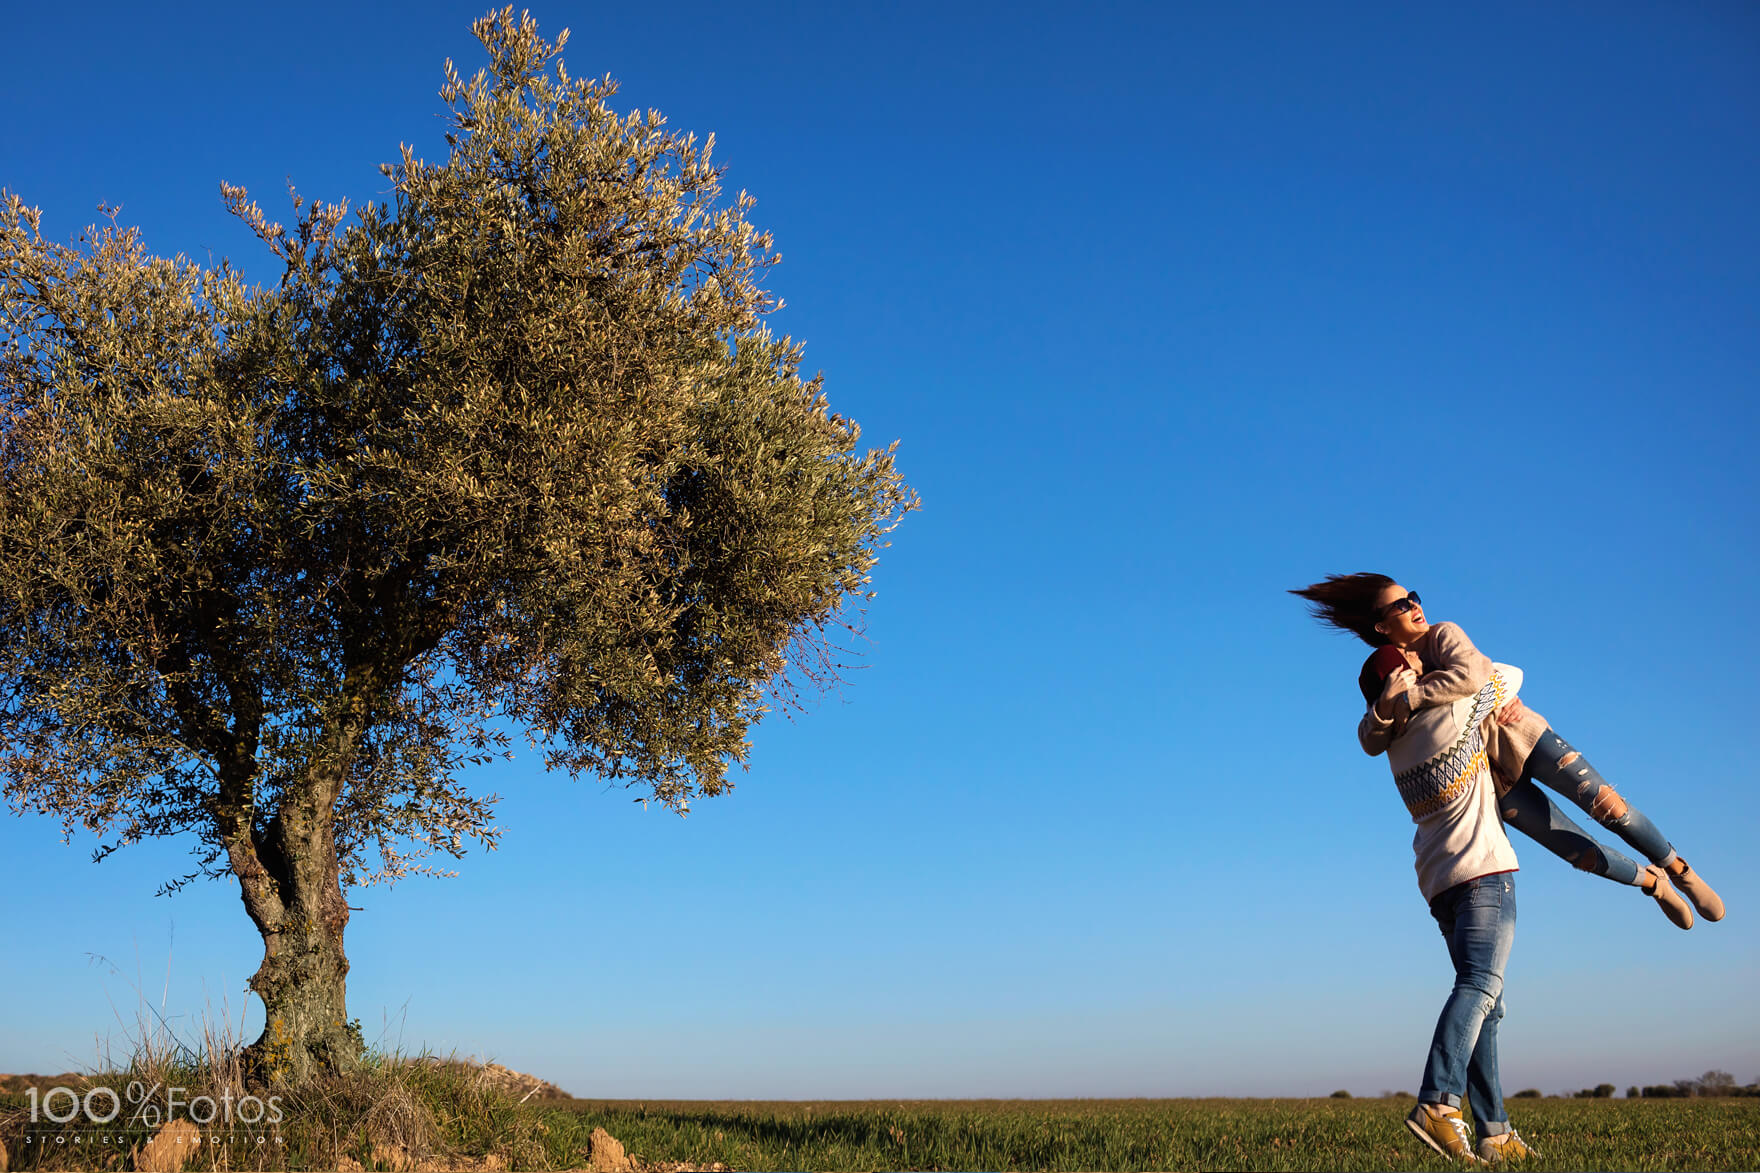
[1373,582,1428,646]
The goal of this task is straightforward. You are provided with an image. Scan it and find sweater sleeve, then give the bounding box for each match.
[1410,622,1493,712]
[1358,704,1393,756]
[1357,691,1409,756]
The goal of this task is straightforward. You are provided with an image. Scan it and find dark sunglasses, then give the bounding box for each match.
[1379,591,1421,620]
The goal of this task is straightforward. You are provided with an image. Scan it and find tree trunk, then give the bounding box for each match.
[239,789,364,1085]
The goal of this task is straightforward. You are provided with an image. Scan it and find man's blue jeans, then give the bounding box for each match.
[1420,872,1516,1138]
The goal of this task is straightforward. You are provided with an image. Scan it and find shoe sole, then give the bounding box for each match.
[1406,1116,1480,1163]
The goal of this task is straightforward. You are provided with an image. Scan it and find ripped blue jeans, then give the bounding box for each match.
[1507,729,1676,882]
[1420,872,1515,1138]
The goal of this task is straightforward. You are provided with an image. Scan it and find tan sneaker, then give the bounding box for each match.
[1406,1102,1482,1163]
[1477,1128,1539,1162]
[1668,858,1724,922]
[1642,865,1694,930]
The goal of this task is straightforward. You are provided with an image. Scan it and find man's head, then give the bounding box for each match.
[1358,645,1412,705]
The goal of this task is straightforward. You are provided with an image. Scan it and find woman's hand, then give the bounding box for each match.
[1375,666,1416,720]
[1496,696,1528,726]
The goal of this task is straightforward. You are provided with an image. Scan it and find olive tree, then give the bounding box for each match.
[0,8,915,1084]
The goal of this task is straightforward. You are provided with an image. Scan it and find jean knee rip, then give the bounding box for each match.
[1591,788,1629,823]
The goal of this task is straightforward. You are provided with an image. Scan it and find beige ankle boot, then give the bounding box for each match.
[1667,858,1725,922]
[1642,865,1693,930]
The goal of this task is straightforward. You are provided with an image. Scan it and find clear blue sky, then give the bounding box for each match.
[3,0,1757,1099]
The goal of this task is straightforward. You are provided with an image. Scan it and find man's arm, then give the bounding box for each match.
[1359,704,1394,756]
[1359,666,1414,755]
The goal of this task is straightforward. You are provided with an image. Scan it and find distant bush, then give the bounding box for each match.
[1628,1087,1641,1099]
[1704,1082,1760,1098]
[1642,1079,1760,1099]
[1329,1090,1352,1099]
[1512,1089,1542,1099]
[1574,1084,1617,1098]
[1643,1072,1747,1098]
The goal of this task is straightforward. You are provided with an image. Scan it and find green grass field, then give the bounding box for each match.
[9,1080,1760,1169]
[545,1095,1760,1172]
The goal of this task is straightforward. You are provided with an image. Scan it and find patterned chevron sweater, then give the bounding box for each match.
[1363,652,1521,900]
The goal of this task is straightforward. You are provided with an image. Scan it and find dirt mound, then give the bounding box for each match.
[0,1073,91,1095]
[134,1118,200,1172]
[401,1055,573,1102]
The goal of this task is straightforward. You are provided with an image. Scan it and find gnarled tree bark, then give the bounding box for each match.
[238,800,362,1084]
[216,693,374,1084]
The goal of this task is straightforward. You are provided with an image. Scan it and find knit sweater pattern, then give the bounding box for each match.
[1393,672,1505,819]
[1359,622,1520,900]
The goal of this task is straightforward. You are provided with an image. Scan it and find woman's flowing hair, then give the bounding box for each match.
[1289,572,1396,647]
